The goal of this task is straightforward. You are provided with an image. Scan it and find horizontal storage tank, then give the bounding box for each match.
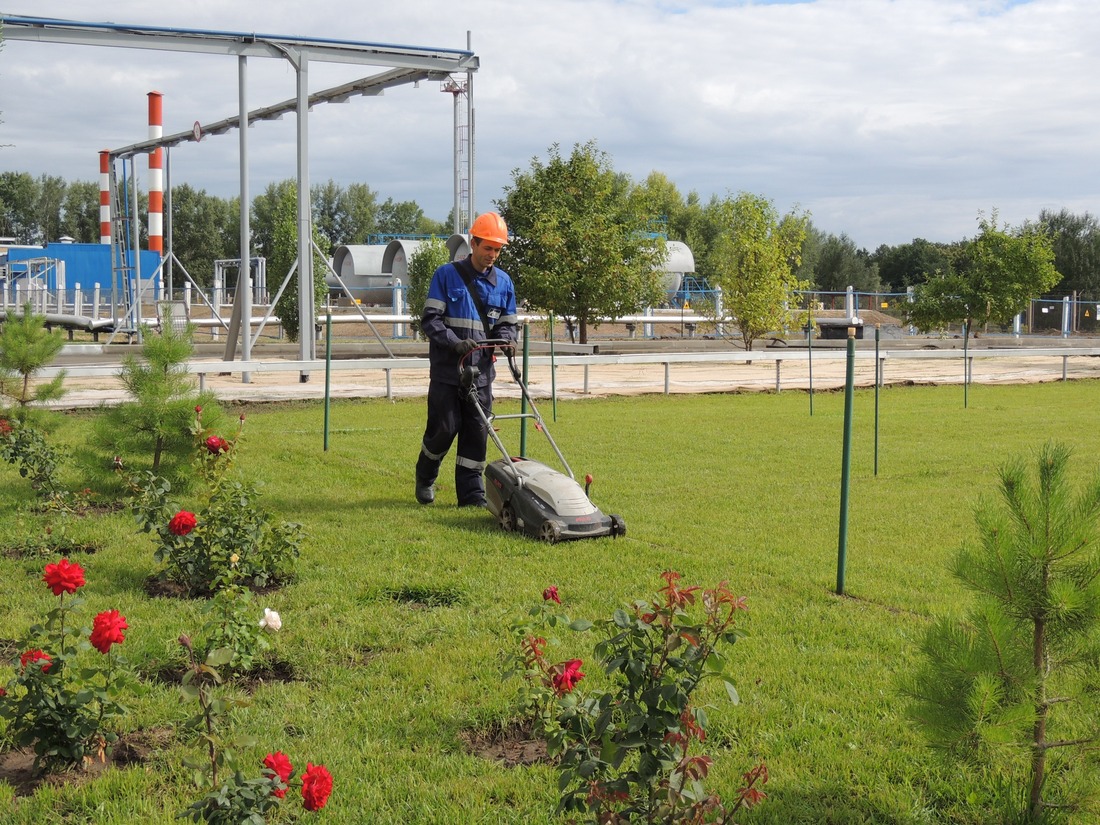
[329,244,397,305]
[382,238,433,288]
[662,240,695,298]
[447,234,470,260]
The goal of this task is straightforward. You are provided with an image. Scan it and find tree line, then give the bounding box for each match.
[0,172,449,288]
[2,144,1096,346]
[3,165,1096,301]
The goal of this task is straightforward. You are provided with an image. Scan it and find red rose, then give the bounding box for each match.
[90,609,129,654]
[542,585,561,604]
[552,659,585,695]
[0,687,7,697]
[205,435,230,455]
[43,558,85,596]
[301,762,333,812]
[169,511,197,536]
[263,751,293,798]
[195,405,203,414]
[0,418,11,436]
[20,649,52,673]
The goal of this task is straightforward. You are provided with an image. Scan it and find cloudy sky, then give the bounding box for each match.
[1,0,1096,250]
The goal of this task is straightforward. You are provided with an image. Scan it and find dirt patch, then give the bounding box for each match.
[2,539,100,561]
[144,659,297,694]
[460,719,552,768]
[0,726,173,797]
[143,575,287,600]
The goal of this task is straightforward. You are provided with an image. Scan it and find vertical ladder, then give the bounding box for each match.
[106,157,137,336]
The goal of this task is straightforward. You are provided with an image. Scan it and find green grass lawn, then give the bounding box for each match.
[2,380,1099,823]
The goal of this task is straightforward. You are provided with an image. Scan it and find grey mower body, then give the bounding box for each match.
[461,341,626,543]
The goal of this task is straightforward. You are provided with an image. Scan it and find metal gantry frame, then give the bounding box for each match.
[0,13,479,377]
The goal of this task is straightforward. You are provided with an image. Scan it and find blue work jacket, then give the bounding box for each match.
[421,257,519,386]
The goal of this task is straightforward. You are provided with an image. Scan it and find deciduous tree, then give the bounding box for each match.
[499,141,666,344]
[707,192,809,351]
[406,237,449,337]
[905,211,1060,340]
[268,185,328,342]
[1036,208,1100,299]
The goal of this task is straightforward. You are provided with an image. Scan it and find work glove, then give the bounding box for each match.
[454,338,479,356]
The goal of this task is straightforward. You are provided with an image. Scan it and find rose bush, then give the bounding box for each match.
[126,411,302,596]
[178,635,331,823]
[503,585,592,733]
[506,573,767,824]
[0,559,134,774]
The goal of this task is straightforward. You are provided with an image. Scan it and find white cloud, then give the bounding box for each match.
[1,0,1097,249]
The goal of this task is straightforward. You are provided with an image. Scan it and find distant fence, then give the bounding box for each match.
[38,346,1100,402]
[5,278,1100,342]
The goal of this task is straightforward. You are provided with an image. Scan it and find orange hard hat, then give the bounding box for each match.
[469,212,509,246]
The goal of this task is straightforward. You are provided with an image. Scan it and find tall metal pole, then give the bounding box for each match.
[452,87,461,234]
[520,321,529,457]
[165,147,173,299]
[836,326,856,595]
[466,30,475,222]
[294,50,315,377]
[238,56,252,379]
[324,311,332,451]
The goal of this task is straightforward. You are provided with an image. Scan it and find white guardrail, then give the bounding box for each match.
[34,346,1100,400]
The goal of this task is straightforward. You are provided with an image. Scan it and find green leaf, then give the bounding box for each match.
[569,619,593,632]
[724,679,740,704]
[205,647,233,667]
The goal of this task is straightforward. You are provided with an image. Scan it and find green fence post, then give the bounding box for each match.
[874,323,880,476]
[963,320,969,409]
[549,310,557,421]
[520,322,529,457]
[323,311,332,452]
[836,326,856,595]
[805,322,814,416]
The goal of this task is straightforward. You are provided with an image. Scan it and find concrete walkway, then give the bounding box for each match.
[47,341,1100,410]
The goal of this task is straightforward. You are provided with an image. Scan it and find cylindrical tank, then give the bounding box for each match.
[382,238,432,286]
[329,244,393,304]
[446,234,470,261]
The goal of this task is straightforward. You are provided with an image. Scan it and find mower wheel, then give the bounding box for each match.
[538,519,562,544]
[500,503,517,533]
[609,514,626,538]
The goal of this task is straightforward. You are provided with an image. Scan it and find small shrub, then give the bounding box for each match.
[126,410,303,597]
[506,574,767,824]
[176,634,332,822]
[0,558,135,774]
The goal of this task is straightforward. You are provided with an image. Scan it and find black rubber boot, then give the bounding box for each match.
[415,477,436,505]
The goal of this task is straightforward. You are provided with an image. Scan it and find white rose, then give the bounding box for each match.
[259,608,282,632]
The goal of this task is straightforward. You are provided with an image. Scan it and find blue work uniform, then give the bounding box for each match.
[416,256,519,505]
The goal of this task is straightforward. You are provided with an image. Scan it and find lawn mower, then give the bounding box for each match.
[460,341,626,543]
